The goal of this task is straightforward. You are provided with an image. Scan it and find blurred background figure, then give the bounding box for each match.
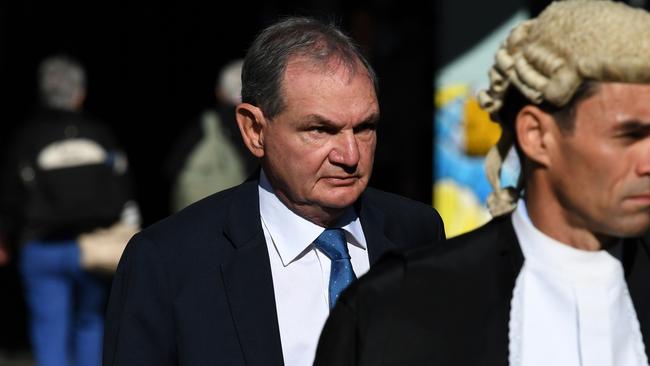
[166,59,258,212]
[0,55,139,366]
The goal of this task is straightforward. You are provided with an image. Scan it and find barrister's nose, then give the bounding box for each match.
[636,141,650,176]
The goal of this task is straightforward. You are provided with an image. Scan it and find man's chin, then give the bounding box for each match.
[321,199,357,210]
[607,214,650,238]
[318,190,364,210]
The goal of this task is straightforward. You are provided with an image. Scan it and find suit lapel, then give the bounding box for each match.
[624,237,650,361]
[220,181,284,366]
[357,193,398,264]
[496,215,524,288]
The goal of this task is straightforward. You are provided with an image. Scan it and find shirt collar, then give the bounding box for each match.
[258,170,366,267]
[512,199,623,282]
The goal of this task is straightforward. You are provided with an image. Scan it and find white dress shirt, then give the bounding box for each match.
[509,200,648,366]
[258,170,370,366]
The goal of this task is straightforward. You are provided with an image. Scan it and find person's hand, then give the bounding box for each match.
[78,222,140,273]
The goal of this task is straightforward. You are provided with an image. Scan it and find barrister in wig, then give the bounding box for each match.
[315,1,650,365]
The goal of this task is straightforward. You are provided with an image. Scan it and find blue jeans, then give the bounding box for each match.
[19,240,107,366]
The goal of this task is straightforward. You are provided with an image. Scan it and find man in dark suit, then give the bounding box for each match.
[103,17,444,366]
[315,2,650,365]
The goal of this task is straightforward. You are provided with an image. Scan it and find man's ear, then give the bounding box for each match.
[236,103,266,158]
[515,105,558,168]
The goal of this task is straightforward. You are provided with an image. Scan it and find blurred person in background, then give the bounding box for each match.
[165,59,258,212]
[0,55,139,366]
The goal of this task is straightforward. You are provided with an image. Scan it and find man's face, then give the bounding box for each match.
[260,58,379,221]
[549,83,650,237]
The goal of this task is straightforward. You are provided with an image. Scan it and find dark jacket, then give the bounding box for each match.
[103,179,445,366]
[0,108,133,243]
[315,215,650,366]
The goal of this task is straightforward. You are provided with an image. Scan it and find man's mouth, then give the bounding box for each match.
[322,176,358,186]
[625,193,650,205]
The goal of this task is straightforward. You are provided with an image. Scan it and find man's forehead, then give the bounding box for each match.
[587,82,650,104]
[598,82,650,93]
[283,60,371,100]
[284,55,370,84]
[280,55,377,106]
[575,82,650,126]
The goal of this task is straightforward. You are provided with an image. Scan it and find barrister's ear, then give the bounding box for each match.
[236,103,267,158]
[515,105,558,168]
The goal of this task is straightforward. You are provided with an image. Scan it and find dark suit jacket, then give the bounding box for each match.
[315,214,650,366]
[103,179,445,366]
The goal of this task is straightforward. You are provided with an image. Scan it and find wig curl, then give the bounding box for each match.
[480,0,650,216]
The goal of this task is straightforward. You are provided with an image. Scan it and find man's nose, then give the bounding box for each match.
[328,131,360,168]
[637,142,650,176]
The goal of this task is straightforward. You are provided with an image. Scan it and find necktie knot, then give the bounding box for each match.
[314,228,350,261]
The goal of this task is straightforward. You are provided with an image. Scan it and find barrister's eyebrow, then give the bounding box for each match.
[612,119,650,136]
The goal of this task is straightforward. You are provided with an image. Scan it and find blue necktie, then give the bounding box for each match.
[314,228,356,309]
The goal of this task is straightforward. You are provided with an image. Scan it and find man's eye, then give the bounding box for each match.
[619,130,650,141]
[310,126,334,134]
[354,123,377,134]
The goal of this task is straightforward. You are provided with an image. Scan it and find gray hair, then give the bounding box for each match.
[241,16,378,119]
[38,55,86,111]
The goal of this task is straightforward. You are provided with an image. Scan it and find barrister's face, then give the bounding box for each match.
[238,56,379,225]
[546,83,650,238]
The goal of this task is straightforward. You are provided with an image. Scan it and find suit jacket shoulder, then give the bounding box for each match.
[144,179,259,244]
[103,179,281,366]
[123,179,262,288]
[360,188,443,234]
[341,214,520,304]
[358,188,445,263]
